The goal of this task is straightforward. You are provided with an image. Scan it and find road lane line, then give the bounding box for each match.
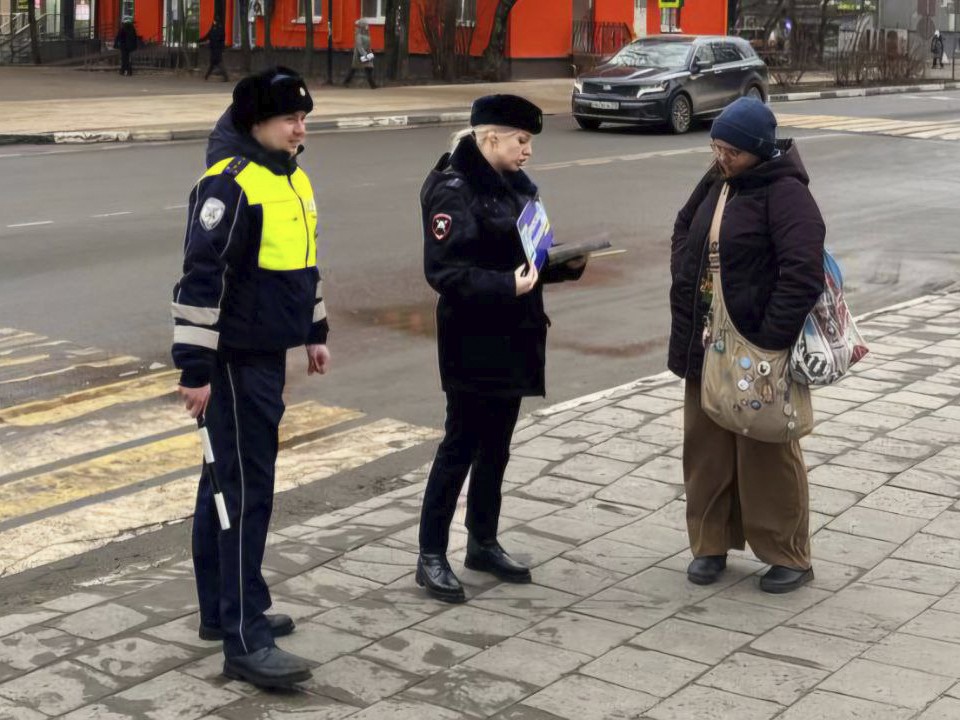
[0,370,179,426]
[0,401,365,524]
[91,211,133,218]
[0,354,49,370]
[0,417,439,577]
[6,221,54,228]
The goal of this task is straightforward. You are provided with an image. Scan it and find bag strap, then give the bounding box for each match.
[708,182,729,304]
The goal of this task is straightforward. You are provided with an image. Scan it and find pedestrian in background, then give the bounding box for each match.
[932,30,945,69]
[200,18,228,82]
[172,66,330,689]
[668,97,825,594]
[416,95,587,603]
[344,18,377,89]
[113,16,138,76]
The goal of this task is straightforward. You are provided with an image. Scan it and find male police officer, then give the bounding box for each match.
[172,66,330,689]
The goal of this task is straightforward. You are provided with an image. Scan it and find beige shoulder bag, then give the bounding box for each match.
[699,183,814,444]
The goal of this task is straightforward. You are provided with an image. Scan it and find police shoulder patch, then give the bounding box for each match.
[431,213,452,241]
[199,197,226,231]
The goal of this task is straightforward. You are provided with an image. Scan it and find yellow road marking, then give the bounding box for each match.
[0,417,439,577]
[0,354,49,369]
[0,401,363,523]
[0,371,179,426]
[0,355,140,385]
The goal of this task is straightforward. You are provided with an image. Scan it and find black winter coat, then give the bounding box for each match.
[421,134,582,397]
[668,140,825,381]
[114,23,138,52]
[201,23,226,60]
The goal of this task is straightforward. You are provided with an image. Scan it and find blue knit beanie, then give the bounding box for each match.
[710,97,777,160]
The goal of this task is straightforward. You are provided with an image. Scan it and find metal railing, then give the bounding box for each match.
[572,20,633,57]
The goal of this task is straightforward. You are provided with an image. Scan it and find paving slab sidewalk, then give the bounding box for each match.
[1,291,960,718]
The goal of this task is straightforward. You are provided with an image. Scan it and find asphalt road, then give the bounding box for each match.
[1,90,959,598]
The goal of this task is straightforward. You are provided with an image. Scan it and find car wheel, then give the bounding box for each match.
[575,116,602,131]
[745,84,764,101]
[668,94,692,134]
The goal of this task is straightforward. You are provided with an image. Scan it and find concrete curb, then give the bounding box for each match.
[1,80,956,146]
[769,80,960,102]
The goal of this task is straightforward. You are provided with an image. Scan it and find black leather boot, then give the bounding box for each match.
[223,646,312,689]
[687,555,727,585]
[760,565,813,594]
[464,536,532,583]
[416,552,466,603]
[199,613,295,642]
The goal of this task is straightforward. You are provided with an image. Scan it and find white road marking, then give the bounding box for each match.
[91,211,133,218]
[6,221,54,228]
[164,204,188,210]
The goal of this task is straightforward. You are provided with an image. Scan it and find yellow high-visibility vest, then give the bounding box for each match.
[204,156,318,271]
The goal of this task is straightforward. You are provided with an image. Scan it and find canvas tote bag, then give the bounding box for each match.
[700,183,814,443]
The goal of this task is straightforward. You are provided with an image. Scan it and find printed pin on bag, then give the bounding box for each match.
[789,250,869,386]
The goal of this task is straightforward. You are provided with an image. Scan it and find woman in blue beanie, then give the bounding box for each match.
[667,97,825,594]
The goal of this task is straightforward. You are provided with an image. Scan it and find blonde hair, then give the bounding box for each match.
[449,125,523,154]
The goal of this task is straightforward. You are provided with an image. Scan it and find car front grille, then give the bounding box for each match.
[582,82,638,97]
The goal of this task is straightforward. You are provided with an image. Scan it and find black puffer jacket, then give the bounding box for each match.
[421,134,583,397]
[668,140,825,380]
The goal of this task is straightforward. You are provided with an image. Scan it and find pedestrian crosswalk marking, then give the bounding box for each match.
[0,326,441,577]
[0,354,49,370]
[0,401,364,526]
[0,370,179,426]
[0,418,438,577]
[776,112,960,142]
[0,355,139,385]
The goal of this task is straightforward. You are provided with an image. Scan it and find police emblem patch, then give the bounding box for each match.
[199,198,226,231]
[431,213,452,241]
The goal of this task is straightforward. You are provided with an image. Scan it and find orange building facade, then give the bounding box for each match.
[97,0,639,58]
[644,0,729,37]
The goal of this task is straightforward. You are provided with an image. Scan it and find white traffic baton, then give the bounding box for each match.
[197,415,231,531]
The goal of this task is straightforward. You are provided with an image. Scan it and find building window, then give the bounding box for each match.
[457,0,476,24]
[296,0,320,21]
[361,0,384,20]
[660,8,681,33]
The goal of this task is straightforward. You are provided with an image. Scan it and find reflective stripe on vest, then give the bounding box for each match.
[203,157,318,271]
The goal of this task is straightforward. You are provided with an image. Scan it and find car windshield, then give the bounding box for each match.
[609,40,692,69]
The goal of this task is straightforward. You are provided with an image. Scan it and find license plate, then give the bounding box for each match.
[589,101,619,110]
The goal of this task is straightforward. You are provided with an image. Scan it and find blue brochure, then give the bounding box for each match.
[517,199,554,270]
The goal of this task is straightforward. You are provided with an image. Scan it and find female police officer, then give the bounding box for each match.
[417,95,586,603]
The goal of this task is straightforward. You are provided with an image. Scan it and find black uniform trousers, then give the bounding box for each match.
[419,391,522,553]
[120,50,133,75]
[205,52,228,81]
[192,350,285,658]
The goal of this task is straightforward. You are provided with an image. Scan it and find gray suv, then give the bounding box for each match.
[572,35,769,134]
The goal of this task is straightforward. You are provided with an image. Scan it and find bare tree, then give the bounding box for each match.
[303,0,313,75]
[383,0,411,81]
[238,0,251,70]
[481,0,519,80]
[26,0,41,64]
[419,0,458,80]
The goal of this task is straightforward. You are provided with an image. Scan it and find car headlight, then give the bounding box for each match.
[573,80,583,94]
[636,81,668,97]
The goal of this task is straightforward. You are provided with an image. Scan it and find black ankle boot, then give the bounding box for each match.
[760,565,813,594]
[687,555,727,585]
[464,536,531,583]
[416,552,466,603]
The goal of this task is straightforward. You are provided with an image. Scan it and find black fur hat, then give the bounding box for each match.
[470,94,543,134]
[231,66,314,131]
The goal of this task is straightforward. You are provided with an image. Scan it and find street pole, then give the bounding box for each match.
[325,0,332,84]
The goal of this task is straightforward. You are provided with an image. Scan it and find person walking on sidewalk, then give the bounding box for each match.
[668,98,825,594]
[200,19,228,82]
[113,16,138,76]
[932,30,945,69]
[416,95,587,603]
[343,18,377,88]
[171,66,330,689]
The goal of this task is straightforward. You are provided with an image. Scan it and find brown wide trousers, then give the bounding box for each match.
[683,382,811,570]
